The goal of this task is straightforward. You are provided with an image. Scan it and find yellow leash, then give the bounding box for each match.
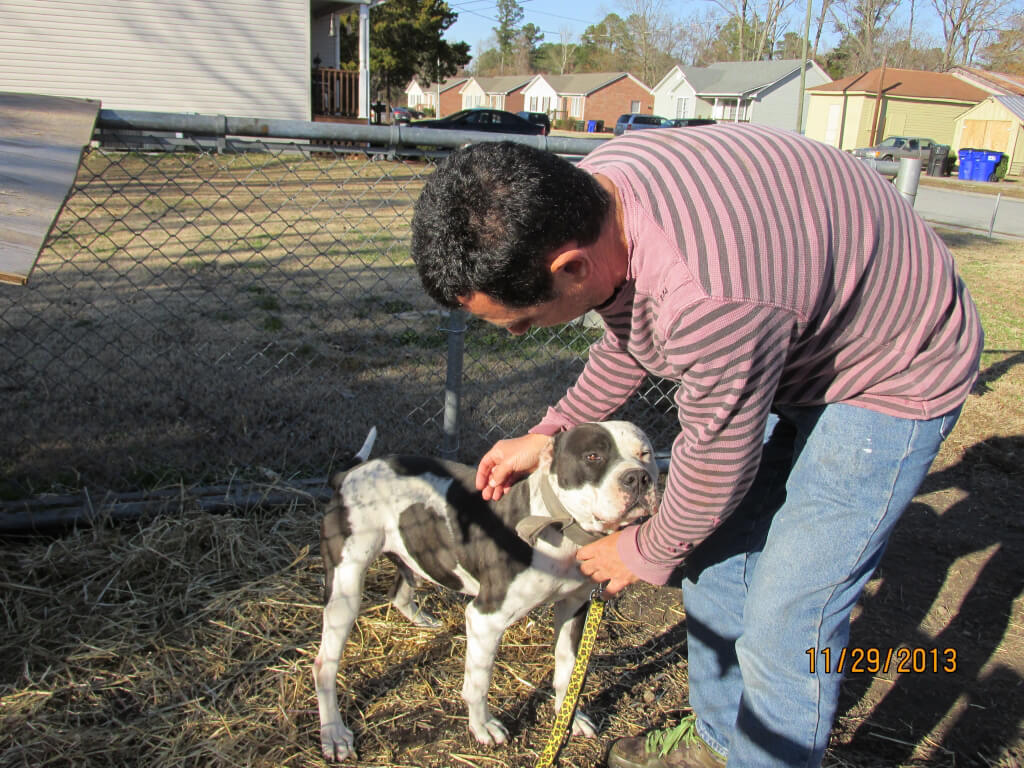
[535,587,607,768]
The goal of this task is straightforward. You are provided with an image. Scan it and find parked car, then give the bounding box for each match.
[613,113,670,136]
[852,136,938,162]
[516,110,551,135]
[411,108,545,135]
[392,106,424,123]
[666,117,717,128]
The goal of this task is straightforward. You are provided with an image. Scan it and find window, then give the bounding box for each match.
[713,98,752,122]
[630,100,641,112]
[568,96,584,118]
[675,97,688,118]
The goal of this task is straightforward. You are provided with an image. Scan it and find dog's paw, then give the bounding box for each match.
[408,609,442,629]
[469,717,510,745]
[320,721,356,762]
[571,710,599,738]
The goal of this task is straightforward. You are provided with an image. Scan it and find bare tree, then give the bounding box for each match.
[710,0,751,58]
[813,0,834,58]
[830,0,902,70]
[932,0,1012,67]
[558,25,574,74]
[618,0,676,84]
[751,0,798,60]
[676,8,726,65]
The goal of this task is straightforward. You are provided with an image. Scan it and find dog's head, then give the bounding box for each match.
[538,421,659,536]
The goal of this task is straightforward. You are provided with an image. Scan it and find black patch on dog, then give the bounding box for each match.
[388,456,534,614]
[320,494,353,604]
[550,423,624,490]
[398,502,465,591]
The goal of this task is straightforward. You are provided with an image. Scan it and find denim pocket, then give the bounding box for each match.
[939,406,963,440]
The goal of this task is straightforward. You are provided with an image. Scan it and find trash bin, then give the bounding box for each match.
[927,144,950,176]
[586,120,597,133]
[957,148,976,180]
[573,120,585,132]
[969,151,1003,182]
[595,119,605,132]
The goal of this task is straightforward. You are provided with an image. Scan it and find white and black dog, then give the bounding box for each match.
[313,421,659,762]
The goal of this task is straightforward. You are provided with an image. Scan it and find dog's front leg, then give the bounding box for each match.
[552,597,598,738]
[462,602,511,745]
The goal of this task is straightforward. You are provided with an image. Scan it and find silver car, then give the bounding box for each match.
[852,136,937,162]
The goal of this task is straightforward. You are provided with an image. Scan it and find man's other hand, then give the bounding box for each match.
[475,433,551,501]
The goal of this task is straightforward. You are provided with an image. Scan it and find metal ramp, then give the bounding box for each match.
[0,91,99,285]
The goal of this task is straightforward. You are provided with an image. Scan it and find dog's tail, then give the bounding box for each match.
[329,426,378,490]
[354,426,377,463]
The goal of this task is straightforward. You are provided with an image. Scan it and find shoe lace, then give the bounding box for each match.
[644,714,699,757]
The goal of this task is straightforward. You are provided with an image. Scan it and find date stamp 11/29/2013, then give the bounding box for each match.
[807,646,958,675]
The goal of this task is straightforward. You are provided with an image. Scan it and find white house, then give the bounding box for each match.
[653,59,831,131]
[0,0,381,121]
[458,75,532,112]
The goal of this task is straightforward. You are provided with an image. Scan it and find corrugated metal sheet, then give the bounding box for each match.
[0,0,310,120]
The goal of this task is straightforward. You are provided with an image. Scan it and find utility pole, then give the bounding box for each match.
[795,0,813,133]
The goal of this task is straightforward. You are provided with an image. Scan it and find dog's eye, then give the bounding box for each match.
[640,451,652,461]
[585,452,604,463]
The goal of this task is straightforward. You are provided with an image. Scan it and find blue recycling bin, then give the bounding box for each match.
[969,151,1002,182]
[957,148,975,179]
[586,120,597,133]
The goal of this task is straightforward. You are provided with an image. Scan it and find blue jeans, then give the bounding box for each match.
[681,402,961,767]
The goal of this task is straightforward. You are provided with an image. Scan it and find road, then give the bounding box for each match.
[915,184,1024,239]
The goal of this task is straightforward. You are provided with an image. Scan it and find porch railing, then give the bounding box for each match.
[313,67,359,118]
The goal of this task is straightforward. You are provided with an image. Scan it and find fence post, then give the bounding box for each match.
[894,157,922,205]
[441,309,467,459]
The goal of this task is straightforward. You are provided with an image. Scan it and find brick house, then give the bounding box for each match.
[521,73,654,131]
[405,76,468,117]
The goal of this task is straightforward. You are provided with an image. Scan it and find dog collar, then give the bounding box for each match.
[514,475,603,547]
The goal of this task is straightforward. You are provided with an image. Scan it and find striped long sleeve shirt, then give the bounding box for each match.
[530,123,982,585]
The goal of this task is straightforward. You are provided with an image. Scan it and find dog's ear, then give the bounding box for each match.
[536,434,557,473]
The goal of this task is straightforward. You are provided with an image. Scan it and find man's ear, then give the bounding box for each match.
[547,245,590,283]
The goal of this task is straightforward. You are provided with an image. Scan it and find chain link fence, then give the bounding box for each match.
[1,113,678,514]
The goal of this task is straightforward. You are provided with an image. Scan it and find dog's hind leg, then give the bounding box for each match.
[314,530,382,762]
[385,554,442,628]
[552,596,598,738]
[462,602,512,745]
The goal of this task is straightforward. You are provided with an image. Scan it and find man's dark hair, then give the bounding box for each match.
[411,141,610,309]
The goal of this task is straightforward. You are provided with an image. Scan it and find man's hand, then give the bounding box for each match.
[475,433,551,501]
[576,529,638,597]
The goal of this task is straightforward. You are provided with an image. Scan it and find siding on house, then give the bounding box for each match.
[0,0,310,120]
[878,100,969,145]
[804,93,871,149]
[749,67,829,131]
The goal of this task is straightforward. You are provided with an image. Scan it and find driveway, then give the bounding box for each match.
[915,182,1024,239]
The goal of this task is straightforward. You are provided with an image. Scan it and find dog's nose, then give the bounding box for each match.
[619,468,651,498]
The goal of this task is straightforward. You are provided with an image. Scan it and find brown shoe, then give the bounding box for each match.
[607,715,726,768]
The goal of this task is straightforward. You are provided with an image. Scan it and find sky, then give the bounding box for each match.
[441,0,949,63]
[443,0,614,57]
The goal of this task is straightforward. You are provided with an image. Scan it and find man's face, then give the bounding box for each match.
[460,290,591,336]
